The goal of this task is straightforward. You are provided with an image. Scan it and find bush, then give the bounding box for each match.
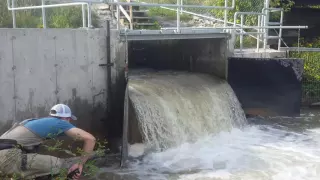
[289,38,320,102]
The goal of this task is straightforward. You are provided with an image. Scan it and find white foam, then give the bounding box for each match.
[127,126,320,180]
[128,143,146,158]
[125,70,320,180]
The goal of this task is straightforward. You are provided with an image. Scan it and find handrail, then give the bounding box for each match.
[161,26,308,30]
[280,47,320,52]
[261,8,284,50]
[6,0,90,28]
[122,0,233,32]
[107,0,236,9]
[156,3,265,43]
[114,0,133,29]
[7,0,87,11]
[233,12,266,52]
[119,4,133,29]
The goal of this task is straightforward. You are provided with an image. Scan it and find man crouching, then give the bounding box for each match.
[0,104,96,180]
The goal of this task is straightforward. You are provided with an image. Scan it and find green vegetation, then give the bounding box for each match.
[141,0,294,25]
[0,137,108,179]
[290,38,320,103]
[147,7,192,21]
[0,0,99,28]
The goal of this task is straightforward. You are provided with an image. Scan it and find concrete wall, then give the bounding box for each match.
[128,38,228,79]
[228,57,304,117]
[0,28,125,140]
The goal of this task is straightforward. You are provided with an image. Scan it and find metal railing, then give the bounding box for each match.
[109,0,308,52]
[108,0,235,32]
[6,0,134,30]
[115,0,133,29]
[6,0,93,28]
[5,0,310,53]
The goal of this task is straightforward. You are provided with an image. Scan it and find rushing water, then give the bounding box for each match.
[98,70,320,180]
[128,70,247,151]
[124,123,320,180]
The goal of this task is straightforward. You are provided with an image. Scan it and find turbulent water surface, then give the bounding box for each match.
[127,70,247,151]
[98,70,320,180]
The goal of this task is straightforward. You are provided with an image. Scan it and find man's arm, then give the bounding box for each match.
[64,127,96,164]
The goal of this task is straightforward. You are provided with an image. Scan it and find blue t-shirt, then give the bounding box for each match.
[23,117,75,139]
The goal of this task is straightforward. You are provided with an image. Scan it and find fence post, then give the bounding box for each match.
[240,14,244,52]
[87,2,92,28]
[224,0,228,27]
[257,15,261,52]
[264,0,270,50]
[127,0,133,30]
[177,0,180,33]
[11,0,16,28]
[117,4,120,30]
[41,0,47,28]
[278,10,284,50]
[82,4,86,28]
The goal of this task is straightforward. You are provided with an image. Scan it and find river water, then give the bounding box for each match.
[112,110,320,180]
[94,71,320,180]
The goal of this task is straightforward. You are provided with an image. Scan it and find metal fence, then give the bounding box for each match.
[133,0,266,27]
[286,49,320,106]
[5,0,309,53]
[6,0,93,28]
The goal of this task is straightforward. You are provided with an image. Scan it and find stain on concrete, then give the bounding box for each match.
[67,88,107,139]
[15,105,48,123]
[106,63,126,150]
[128,38,227,79]
[276,58,304,81]
[80,65,89,72]
[0,120,14,135]
[0,28,123,158]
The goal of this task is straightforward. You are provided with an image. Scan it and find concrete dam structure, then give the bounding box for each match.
[0,27,304,147]
[111,31,312,180]
[120,29,305,167]
[0,23,306,180]
[3,0,319,179]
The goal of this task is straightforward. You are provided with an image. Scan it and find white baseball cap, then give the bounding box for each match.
[49,104,77,120]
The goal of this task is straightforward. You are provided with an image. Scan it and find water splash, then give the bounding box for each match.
[125,125,320,180]
[127,70,247,151]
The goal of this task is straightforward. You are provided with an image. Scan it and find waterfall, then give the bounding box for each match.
[127,70,247,151]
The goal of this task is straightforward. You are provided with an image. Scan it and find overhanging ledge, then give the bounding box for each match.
[119,29,230,41]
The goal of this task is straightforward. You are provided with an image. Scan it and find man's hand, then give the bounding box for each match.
[68,163,83,180]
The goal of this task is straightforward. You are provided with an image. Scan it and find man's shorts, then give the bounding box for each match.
[0,148,64,179]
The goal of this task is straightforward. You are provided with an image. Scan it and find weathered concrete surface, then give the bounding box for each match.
[128,38,228,79]
[228,57,304,116]
[0,28,124,140]
[106,29,127,152]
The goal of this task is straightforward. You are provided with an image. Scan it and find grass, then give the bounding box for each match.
[147,7,193,21]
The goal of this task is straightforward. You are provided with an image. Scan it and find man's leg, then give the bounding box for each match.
[0,149,63,179]
[22,153,64,179]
